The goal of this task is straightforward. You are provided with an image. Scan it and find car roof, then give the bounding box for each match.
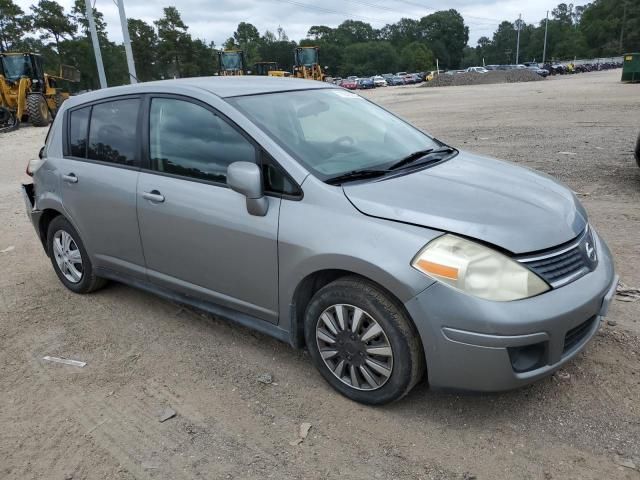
[65,76,335,107]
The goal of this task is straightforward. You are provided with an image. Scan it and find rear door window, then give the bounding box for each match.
[87,98,140,166]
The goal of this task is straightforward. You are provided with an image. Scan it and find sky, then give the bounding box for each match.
[16,0,591,47]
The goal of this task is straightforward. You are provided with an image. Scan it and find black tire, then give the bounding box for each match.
[304,276,425,405]
[635,133,640,168]
[46,216,106,294]
[26,93,50,127]
[52,92,65,118]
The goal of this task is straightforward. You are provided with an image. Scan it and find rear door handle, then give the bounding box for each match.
[142,190,165,203]
[62,173,78,184]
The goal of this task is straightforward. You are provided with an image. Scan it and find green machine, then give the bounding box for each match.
[621,53,640,83]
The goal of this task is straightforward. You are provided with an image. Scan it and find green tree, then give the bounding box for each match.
[128,18,158,81]
[339,41,398,76]
[399,42,434,71]
[0,0,30,52]
[420,10,469,69]
[307,25,333,41]
[31,0,76,55]
[580,0,639,56]
[232,22,260,65]
[379,18,421,47]
[155,6,189,77]
[70,0,106,38]
[334,20,375,45]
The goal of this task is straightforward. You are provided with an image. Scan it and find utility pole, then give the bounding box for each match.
[542,10,549,64]
[84,0,107,88]
[116,0,138,83]
[515,13,522,64]
[619,1,627,54]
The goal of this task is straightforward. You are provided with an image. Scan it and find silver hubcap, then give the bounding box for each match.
[53,230,83,283]
[316,304,394,391]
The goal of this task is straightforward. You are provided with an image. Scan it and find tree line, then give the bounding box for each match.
[0,0,636,90]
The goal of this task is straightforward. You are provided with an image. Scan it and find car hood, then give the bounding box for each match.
[342,152,587,254]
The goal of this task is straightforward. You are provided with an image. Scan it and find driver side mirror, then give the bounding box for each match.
[227,161,268,217]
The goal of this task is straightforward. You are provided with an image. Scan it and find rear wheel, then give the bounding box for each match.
[27,94,50,127]
[635,132,640,168]
[46,216,106,294]
[304,276,425,405]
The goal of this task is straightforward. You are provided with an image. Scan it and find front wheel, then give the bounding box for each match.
[26,94,50,127]
[304,276,425,405]
[635,132,640,168]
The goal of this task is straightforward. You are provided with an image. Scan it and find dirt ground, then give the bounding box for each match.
[1,69,639,480]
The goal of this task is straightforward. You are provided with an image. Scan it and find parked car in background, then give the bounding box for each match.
[332,77,342,85]
[24,76,617,405]
[485,65,500,71]
[526,64,549,77]
[466,66,489,73]
[389,75,406,86]
[347,76,358,81]
[371,75,387,87]
[340,78,358,90]
[409,73,423,83]
[357,77,375,89]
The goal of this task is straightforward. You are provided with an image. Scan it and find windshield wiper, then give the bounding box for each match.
[388,146,456,171]
[325,169,390,185]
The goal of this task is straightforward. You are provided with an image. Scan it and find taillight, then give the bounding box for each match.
[27,146,47,176]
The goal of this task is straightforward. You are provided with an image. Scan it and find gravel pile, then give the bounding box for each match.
[423,69,544,88]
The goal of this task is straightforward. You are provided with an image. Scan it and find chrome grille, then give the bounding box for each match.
[517,226,597,288]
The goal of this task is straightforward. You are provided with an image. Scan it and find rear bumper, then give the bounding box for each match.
[21,182,42,238]
[404,229,617,392]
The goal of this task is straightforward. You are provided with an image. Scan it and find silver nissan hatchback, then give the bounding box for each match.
[23,77,617,404]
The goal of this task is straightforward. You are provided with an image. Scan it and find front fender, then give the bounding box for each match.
[277,179,439,333]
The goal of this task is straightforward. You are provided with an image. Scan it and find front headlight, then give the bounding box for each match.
[411,234,549,301]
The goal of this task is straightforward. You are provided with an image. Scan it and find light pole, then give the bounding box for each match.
[515,13,522,64]
[84,0,107,88]
[116,0,138,83]
[542,10,549,64]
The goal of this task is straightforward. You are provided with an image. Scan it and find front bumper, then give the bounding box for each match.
[404,230,617,391]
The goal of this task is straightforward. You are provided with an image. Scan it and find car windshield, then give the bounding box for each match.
[228,89,439,180]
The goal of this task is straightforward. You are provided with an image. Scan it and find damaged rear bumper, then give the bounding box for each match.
[21,182,42,238]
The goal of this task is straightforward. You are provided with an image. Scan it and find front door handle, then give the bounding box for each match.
[62,173,78,184]
[142,190,165,203]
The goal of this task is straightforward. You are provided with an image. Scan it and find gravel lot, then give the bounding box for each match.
[1,69,639,480]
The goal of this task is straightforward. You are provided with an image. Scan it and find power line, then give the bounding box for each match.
[271,0,386,23]
[341,0,419,15]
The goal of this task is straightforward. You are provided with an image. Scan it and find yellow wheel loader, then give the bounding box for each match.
[0,52,80,132]
[218,50,246,76]
[254,61,290,77]
[293,46,324,81]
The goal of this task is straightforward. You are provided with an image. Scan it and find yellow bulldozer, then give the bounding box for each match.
[254,61,290,77]
[293,46,324,81]
[0,52,80,132]
[218,50,246,76]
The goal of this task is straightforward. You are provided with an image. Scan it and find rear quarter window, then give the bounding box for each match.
[68,107,90,158]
